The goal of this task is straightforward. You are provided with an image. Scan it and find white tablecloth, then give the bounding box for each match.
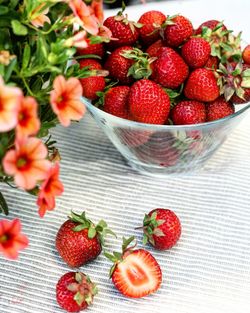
[1,1,250,312]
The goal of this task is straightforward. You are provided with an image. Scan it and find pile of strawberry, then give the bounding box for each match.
[78,9,250,125]
[55,209,181,312]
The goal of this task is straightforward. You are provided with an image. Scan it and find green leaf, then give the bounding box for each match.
[11,20,28,36]
[97,220,107,228]
[74,292,84,306]
[113,252,123,260]
[88,227,97,239]
[4,57,16,82]
[0,5,8,15]
[73,224,88,232]
[122,236,135,252]
[104,251,117,263]
[0,191,9,215]
[22,44,31,70]
[143,234,148,245]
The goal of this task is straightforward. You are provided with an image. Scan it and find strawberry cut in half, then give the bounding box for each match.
[105,237,162,298]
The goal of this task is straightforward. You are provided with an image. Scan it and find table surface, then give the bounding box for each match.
[1,1,250,313]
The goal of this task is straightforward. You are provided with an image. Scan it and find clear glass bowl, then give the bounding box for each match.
[82,97,250,175]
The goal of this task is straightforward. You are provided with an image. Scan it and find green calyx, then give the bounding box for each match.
[104,236,136,278]
[67,272,98,307]
[69,211,116,245]
[114,13,142,34]
[216,62,250,101]
[95,81,119,107]
[142,212,165,246]
[121,48,156,80]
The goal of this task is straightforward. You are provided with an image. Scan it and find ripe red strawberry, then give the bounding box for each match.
[79,59,106,100]
[77,39,104,58]
[152,47,189,89]
[164,15,193,47]
[205,56,219,70]
[195,20,227,35]
[141,209,181,250]
[118,129,150,147]
[128,79,171,124]
[146,39,164,57]
[103,86,130,119]
[242,45,250,65]
[138,10,166,46]
[105,237,162,298]
[104,46,134,84]
[181,37,211,68]
[103,14,139,50]
[206,97,235,121]
[80,77,106,100]
[171,100,206,125]
[184,68,220,102]
[79,59,102,70]
[56,211,115,267]
[56,272,97,312]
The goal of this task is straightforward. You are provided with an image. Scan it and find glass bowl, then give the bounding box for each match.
[82,97,250,175]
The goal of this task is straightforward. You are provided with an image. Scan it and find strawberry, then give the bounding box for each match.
[56,272,97,312]
[164,15,193,47]
[103,86,130,119]
[138,10,166,46]
[105,46,154,84]
[118,129,150,147]
[77,39,105,58]
[103,13,139,50]
[171,100,206,125]
[184,68,220,102]
[79,59,102,70]
[217,62,250,103]
[141,209,181,250]
[206,97,235,121]
[105,237,162,298]
[104,46,134,84]
[181,37,211,68]
[79,59,106,100]
[56,211,115,267]
[195,20,227,35]
[146,39,164,57]
[243,45,250,65]
[128,79,171,124]
[152,47,189,89]
[80,77,106,100]
[205,56,219,70]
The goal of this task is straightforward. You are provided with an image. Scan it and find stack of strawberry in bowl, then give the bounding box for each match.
[78,9,250,173]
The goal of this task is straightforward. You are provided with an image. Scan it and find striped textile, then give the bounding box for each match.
[0,111,250,313]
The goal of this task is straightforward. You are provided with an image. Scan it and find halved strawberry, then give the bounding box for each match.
[105,237,162,298]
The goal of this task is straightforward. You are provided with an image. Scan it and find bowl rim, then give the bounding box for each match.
[82,97,250,131]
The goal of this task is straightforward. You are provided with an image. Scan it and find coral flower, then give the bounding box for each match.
[69,0,99,35]
[0,219,29,259]
[30,3,51,28]
[3,137,51,190]
[37,163,64,217]
[0,76,22,132]
[50,75,85,127]
[64,30,89,49]
[16,96,40,139]
[90,0,104,24]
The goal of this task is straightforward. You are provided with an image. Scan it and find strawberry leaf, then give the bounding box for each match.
[122,236,135,252]
[88,226,97,239]
[143,234,148,245]
[74,292,85,306]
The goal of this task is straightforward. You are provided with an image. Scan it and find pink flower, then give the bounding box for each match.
[37,163,64,217]
[3,137,51,190]
[64,30,89,49]
[0,219,29,259]
[30,3,51,28]
[16,96,40,139]
[0,76,22,132]
[50,75,85,127]
[90,0,104,24]
[98,25,115,42]
[69,0,99,35]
